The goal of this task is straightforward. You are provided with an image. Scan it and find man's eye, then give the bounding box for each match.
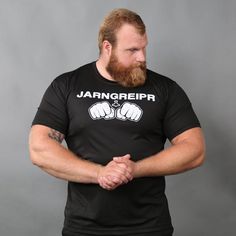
[129,48,138,52]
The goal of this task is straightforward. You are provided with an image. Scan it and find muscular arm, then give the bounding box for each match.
[133,127,205,177]
[113,127,205,179]
[99,127,205,189]
[29,125,102,183]
[29,125,132,186]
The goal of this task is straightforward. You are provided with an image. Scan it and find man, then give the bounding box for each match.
[29,8,205,236]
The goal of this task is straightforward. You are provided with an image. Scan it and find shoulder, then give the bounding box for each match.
[147,69,176,87]
[146,68,179,100]
[53,62,94,85]
[49,62,94,95]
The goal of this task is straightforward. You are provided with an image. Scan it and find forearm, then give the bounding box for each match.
[134,139,205,178]
[29,127,102,183]
[33,145,101,183]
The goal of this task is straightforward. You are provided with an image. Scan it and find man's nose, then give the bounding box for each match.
[136,49,146,62]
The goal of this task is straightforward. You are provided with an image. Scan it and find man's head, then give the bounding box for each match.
[98,9,148,87]
[98,8,146,54]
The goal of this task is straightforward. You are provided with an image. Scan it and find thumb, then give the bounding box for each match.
[113,154,131,162]
[122,154,131,159]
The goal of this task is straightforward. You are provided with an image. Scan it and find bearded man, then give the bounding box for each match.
[29,8,205,236]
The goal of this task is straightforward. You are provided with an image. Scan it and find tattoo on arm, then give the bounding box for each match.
[48,129,64,143]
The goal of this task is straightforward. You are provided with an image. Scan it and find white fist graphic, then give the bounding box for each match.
[89,102,115,120]
[116,102,143,122]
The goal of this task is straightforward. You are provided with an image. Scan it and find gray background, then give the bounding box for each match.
[1,0,235,235]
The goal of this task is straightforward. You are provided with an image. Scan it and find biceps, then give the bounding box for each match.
[171,127,204,146]
[29,125,65,148]
[47,128,65,143]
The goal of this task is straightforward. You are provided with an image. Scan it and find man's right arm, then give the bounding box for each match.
[29,124,132,187]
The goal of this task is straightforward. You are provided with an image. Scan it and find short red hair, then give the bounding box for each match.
[98,8,146,54]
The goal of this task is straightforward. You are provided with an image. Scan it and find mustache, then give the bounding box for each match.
[135,62,146,70]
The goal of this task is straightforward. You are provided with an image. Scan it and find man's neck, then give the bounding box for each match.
[96,59,115,81]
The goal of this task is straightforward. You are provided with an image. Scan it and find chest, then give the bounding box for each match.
[66,86,166,137]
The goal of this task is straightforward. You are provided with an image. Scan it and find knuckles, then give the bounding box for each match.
[97,157,135,190]
[89,102,143,122]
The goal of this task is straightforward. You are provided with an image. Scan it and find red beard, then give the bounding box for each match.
[106,52,147,87]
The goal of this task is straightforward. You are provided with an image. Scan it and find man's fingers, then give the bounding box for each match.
[112,168,133,183]
[111,163,133,182]
[97,155,134,190]
[105,169,131,185]
[112,154,134,182]
[113,154,131,162]
[99,176,119,190]
[109,169,130,184]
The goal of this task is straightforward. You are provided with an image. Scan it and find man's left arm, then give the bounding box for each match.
[114,127,205,178]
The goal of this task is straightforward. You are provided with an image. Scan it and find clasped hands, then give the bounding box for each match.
[97,154,135,190]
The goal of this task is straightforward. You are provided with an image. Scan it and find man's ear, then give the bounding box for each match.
[102,40,112,56]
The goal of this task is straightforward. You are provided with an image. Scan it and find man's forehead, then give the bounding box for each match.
[116,24,148,47]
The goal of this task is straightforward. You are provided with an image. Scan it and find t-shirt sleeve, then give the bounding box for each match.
[32,76,69,136]
[163,81,200,141]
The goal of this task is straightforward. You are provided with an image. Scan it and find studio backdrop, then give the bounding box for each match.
[0,0,235,235]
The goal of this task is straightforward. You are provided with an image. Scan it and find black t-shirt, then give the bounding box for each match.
[32,62,200,236]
